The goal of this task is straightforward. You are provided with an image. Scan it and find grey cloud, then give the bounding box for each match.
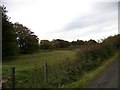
[93,2,118,12]
[60,2,118,32]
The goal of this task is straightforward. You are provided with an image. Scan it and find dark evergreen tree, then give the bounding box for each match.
[2,6,18,57]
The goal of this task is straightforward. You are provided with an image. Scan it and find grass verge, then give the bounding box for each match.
[62,52,119,88]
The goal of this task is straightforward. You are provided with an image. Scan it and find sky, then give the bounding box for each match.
[1,0,119,42]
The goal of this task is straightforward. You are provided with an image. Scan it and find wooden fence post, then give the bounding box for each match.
[44,62,48,82]
[11,66,15,89]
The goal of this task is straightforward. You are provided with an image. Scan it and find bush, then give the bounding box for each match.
[77,34,120,72]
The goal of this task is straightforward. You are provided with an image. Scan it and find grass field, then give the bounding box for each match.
[2,50,77,88]
[3,50,76,70]
[2,49,119,88]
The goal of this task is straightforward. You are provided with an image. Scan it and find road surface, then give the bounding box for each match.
[86,58,118,88]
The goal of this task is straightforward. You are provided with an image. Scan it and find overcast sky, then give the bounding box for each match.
[1,0,119,41]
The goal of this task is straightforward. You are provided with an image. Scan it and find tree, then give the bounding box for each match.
[86,39,97,45]
[2,5,18,57]
[76,40,84,45]
[52,39,70,48]
[13,22,39,54]
[40,40,52,49]
[70,40,85,49]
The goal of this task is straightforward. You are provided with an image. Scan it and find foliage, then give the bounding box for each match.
[13,22,39,54]
[2,33,120,88]
[39,39,71,50]
[40,40,53,49]
[2,50,76,88]
[70,39,97,49]
[39,39,98,50]
[2,5,39,56]
[51,39,70,48]
[2,5,120,88]
[62,53,118,88]
[77,34,120,72]
[2,5,19,57]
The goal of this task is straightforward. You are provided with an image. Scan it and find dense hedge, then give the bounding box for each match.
[76,34,120,72]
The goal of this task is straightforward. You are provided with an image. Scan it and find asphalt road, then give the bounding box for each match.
[86,58,118,88]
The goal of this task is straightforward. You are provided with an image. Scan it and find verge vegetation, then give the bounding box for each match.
[2,5,120,88]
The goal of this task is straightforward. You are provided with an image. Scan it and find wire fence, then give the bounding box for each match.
[2,60,77,88]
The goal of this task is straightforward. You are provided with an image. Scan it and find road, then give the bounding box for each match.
[86,58,118,88]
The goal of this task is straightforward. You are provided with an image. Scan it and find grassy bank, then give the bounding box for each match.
[62,52,119,88]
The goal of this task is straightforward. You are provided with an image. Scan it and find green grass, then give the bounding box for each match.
[2,50,77,88]
[2,49,119,88]
[3,50,76,70]
[61,52,119,88]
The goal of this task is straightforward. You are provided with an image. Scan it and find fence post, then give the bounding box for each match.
[44,62,48,82]
[11,66,15,89]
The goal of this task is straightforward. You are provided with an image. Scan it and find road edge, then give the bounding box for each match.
[62,52,119,88]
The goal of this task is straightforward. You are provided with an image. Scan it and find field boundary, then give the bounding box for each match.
[61,52,119,88]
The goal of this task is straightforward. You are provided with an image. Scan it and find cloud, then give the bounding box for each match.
[61,2,118,32]
[2,1,118,41]
[48,2,118,41]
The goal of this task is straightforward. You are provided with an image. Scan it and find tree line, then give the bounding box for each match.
[39,39,97,50]
[2,5,120,58]
[2,6,39,57]
[2,5,98,57]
